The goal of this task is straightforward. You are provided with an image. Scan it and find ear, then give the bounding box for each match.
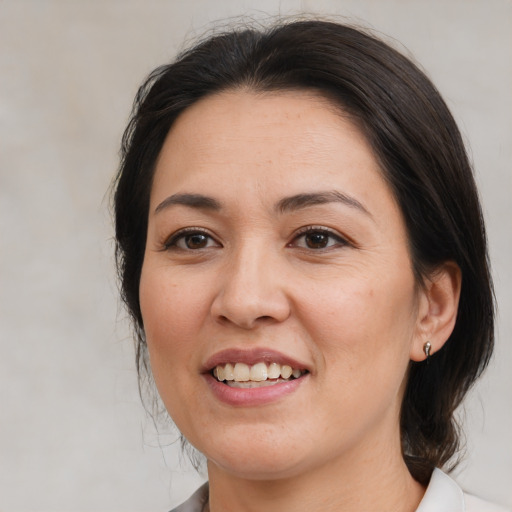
[410,262,462,362]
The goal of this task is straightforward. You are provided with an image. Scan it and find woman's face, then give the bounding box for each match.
[140,90,427,480]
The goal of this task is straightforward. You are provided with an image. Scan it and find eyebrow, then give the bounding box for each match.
[154,190,372,218]
[154,193,221,214]
[276,191,372,218]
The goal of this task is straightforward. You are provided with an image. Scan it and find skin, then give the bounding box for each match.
[139,90,461,512]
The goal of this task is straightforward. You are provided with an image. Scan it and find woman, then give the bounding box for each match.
[113,20,506,512]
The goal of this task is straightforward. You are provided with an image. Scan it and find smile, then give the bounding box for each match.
[213,362,307,388]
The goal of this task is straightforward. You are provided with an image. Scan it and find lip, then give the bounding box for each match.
[201,347,310,407]
[201,347,310,373]
[204,372,309,407]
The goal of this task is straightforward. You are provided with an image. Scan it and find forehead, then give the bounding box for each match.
[160,89,364,156]
[151,89,395,216]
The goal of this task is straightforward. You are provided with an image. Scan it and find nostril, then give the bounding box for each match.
[211,285,291,328]
[216,314,277,330]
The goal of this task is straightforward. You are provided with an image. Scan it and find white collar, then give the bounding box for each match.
[173,469,508,512]
[416,468,464,512]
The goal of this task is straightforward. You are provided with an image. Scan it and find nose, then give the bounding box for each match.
[210,243,291,330]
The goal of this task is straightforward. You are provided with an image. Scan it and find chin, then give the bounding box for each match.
[208,452,307,481]
[193,425,315,481]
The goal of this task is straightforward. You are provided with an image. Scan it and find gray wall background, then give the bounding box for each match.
[1,1,511,510]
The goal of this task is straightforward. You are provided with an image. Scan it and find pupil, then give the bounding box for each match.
[306,232,327,248]
[187,234,207,249]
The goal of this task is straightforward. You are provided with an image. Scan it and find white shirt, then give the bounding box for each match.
[417,469,509,512]
[170,469,509,511]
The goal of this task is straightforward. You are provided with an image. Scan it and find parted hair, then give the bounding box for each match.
[113,19,494,484]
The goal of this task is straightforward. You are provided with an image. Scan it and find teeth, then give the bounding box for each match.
[280,365,292,379]
[250,362,268,381]
[212,362,305,383]
[228,378,289,388]
[216,365,225,381]
[268,362,281,379]
[224,363,234,380]
[233,363,250,382]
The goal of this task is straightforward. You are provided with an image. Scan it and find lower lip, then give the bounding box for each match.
[204,373,307,406]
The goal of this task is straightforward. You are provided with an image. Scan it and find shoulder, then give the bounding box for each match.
[170,474,510,512]
[464,493,510,512]
[416,469,509,512]
[168,483,209,512]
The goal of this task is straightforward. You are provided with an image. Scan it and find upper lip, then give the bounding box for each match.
[202,347,310,373]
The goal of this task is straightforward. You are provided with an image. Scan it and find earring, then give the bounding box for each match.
[423,341,432,364]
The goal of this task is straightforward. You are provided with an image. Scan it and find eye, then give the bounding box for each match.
[290,227,348,250]
[164,228,220,250]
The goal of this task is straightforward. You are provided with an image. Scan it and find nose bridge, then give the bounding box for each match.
[211,236,290,328]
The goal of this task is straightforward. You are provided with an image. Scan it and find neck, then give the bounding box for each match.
[206,438,426,512]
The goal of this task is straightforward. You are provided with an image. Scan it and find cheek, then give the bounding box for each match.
[139,266,210,367]
[138,265,213,430]
[297,270,417,377]
[312,279,415,416]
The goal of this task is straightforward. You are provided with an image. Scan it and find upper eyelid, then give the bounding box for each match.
[289,225,353,249]
[163,227,219,248]
[161,225,350,248]
[293,225,347,240]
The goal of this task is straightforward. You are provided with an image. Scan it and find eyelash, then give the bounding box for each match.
[163,226,349,251]
[289,226,349,250]
[163,227,219,251]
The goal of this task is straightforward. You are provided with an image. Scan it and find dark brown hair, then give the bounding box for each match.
[113,19,494,484]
